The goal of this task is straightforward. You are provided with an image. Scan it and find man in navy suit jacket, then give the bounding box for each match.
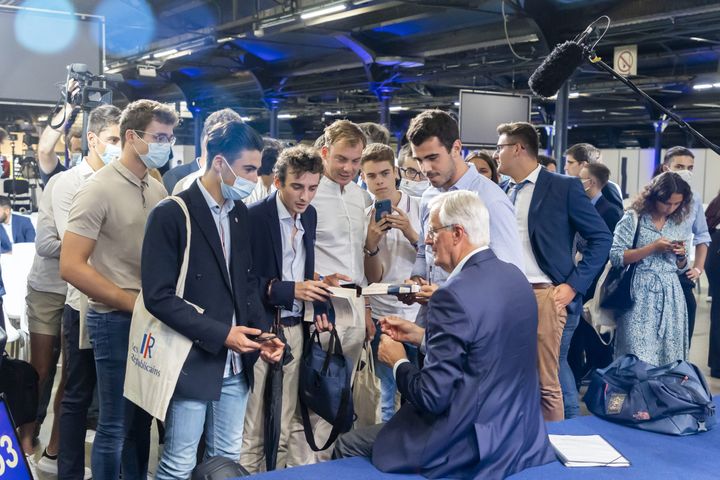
[333,191,554,480]
[142,120,284,479]
[497,123,612,421]
[0,196,36,252]
[241,145,336,472]
[569,163,624,384]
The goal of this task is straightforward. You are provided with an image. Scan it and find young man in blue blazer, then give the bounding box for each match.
[241,145,334,471]
[142,119,284,478]
[0,195,35,252]
[496,122,612,420]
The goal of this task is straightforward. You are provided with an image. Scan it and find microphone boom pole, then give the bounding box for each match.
[584,51,720,156]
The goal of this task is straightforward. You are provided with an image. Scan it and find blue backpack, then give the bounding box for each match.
[583,354,716,435]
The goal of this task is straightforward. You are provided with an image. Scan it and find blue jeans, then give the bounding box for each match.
[370,318,419,422]
[156,373,250,479]
[559,313,581,419]
[59,306,97,479]
[86,309,151,480]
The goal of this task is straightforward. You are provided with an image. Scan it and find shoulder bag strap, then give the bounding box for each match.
[166,196,192,298]
[299,385,352,452]
[630,211,641,249]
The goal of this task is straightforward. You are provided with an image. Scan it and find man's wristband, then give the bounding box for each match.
[363,245,380,257]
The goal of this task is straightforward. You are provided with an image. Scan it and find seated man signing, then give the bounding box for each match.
[333,190,554,480]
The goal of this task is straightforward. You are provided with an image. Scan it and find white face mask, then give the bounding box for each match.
[674,169,693,184]
[399,178,430,197]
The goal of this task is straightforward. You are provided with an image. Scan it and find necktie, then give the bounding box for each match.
[508,180,530,205]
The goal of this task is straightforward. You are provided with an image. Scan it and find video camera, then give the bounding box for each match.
[66,63,123,110]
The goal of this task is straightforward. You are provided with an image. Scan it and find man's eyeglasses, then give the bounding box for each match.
[426,224,455,240]
[134,130,176,145]
[400,167,425,181]
[495,143,517,152]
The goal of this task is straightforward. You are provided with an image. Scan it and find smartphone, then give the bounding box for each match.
[249,333,277,343]
[374,199,392,222]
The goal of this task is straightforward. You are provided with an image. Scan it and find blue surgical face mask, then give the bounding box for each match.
[97,139,121,165]
[220,157,256,201]
[70,152,82,167]
[132,135,171,169]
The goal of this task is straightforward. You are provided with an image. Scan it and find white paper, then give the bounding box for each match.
[549,434,630,468]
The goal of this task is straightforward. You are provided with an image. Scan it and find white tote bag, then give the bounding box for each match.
[583,261,617,345]
[123,196,196,421]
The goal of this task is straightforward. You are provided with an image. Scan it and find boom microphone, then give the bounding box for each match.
[528,40,586,98]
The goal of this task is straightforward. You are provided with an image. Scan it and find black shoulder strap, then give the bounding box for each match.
[631,212,642,249]
[299,386,352,452]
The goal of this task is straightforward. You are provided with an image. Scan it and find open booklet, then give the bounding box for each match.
[549,434,630,467]
[303,286,365,328]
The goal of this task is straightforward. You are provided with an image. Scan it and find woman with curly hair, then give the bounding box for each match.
[610,172,693,365]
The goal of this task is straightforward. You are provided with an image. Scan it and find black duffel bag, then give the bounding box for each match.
[584,354,716,435]
[299,327,354,451]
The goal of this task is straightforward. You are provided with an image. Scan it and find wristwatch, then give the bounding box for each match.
[363,245,380,257]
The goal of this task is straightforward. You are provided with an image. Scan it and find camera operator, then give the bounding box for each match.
[37,79,82,184]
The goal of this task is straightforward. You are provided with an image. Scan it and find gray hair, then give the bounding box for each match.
[428,190,490,247]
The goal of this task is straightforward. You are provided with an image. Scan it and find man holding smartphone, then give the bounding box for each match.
[361,143,422,422]
[141,119,284,478]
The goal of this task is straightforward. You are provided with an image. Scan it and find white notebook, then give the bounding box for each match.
[549,434,630,468]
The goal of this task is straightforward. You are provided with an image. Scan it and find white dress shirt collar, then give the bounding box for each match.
[446,246,489,281]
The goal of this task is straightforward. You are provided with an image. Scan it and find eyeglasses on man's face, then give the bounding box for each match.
[426,224,455,240]
[134,130,176,145]
[400,167,425,181]
[495,143,517,152]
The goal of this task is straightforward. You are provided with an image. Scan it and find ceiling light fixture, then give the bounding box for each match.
[582,109,606,113]
[165,49,193,60]
[278,114,297,119]
[389,106,408,111]
[693,84,714,90]
[300,3,347,20]
[153,48,178,59]
[241,116,254,122]
[261,15,296,28]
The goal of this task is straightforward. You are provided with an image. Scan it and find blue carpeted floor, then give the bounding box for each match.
[247,395,720,479]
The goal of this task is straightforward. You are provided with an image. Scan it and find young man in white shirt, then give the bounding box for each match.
[307,119,373,461]
[361,143,421,422]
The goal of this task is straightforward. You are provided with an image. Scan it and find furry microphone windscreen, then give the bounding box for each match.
[528,41,586,98]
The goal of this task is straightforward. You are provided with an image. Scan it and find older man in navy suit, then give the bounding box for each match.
[333,190,554,480]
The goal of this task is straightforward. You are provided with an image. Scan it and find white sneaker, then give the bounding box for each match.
[36,450,92,479]
[36,451,58,475]
[25,454,38,477]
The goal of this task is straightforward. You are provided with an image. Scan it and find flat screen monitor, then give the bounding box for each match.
[0,394,34,479]
[0,7,103,105]
[458,90,532,147]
